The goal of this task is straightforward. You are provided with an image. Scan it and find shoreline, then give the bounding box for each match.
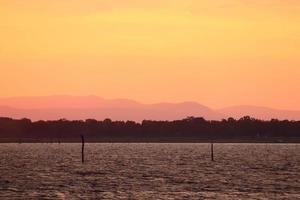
[1,137,300,143]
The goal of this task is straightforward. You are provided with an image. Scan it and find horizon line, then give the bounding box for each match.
[0,94,299,112]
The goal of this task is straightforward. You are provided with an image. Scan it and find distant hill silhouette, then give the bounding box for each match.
[0,96,224,121]
[0,95,140,109]
[0,96,300,121]
[218,105,300,121]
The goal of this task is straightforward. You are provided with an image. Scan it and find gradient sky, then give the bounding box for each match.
[1,0,300,109]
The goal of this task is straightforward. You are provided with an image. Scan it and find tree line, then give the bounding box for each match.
[0,116,299,142]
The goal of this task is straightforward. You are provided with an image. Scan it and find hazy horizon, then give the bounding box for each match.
[0,94,299,111]
[1,0,300,111]
[1,95,300,121]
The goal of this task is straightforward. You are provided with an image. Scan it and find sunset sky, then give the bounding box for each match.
[1,0,300,110]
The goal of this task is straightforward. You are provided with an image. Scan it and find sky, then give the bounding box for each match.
[1,0,300,110]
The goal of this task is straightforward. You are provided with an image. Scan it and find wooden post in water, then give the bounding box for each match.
[81,134,85,163]
[211,143,214,162]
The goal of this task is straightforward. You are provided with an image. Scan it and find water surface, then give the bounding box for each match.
[0,143,299,199]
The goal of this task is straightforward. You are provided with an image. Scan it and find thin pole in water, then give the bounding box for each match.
[81,134,85,163]
[211,143,214,162]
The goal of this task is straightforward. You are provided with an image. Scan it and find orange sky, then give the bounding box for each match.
[1,0,300,110]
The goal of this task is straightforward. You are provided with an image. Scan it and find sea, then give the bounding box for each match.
[0,143,299,199]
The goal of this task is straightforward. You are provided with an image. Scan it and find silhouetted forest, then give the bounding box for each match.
[0,116,300,142]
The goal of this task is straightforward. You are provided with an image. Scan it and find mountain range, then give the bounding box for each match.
[0,95,299,121]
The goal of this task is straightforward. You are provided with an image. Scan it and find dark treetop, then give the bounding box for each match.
[0,116,299,142]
